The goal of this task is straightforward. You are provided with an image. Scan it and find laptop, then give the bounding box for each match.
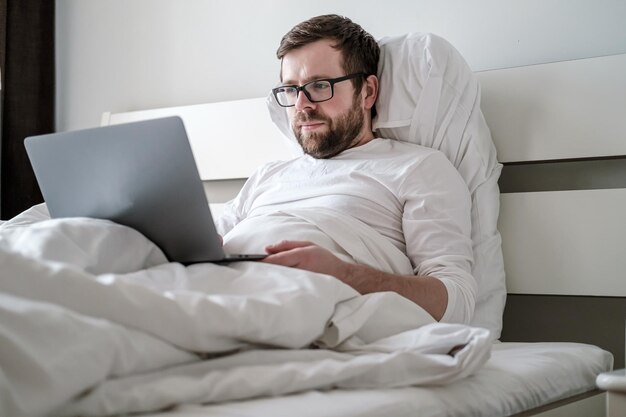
[24,116,266,264]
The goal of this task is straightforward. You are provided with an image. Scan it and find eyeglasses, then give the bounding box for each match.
[272,73,366,108]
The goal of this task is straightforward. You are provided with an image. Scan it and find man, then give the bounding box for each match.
[217,15,475,323]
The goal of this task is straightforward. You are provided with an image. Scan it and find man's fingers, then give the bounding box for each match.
[261,251,302,268]
[265,240,314,254]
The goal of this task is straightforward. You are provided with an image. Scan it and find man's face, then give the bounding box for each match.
[281,39,369,159]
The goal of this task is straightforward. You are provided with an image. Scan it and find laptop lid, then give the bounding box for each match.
[24,116,233,263]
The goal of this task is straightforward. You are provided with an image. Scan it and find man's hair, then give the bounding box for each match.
[277,14,379,94]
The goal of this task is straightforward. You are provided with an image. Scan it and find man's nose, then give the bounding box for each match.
[294,90,315,112]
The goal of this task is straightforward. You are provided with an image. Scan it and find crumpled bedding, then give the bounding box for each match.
[0,205,491,417]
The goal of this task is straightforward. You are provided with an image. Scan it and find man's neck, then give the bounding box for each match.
[348,124,376,150]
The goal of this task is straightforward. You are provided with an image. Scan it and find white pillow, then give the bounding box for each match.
[267,33,506,340]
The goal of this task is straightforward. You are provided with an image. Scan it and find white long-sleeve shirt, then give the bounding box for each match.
[217,138,476,324]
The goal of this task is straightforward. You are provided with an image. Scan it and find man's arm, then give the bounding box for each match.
[262,240,448,321]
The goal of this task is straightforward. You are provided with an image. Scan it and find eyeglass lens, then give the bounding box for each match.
[276,80,332,106]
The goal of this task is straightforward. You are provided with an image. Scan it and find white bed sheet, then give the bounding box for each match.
[145,342,612,417]
[0,209,492,416]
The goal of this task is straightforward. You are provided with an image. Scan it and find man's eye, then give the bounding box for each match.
[279,87,297,95]
[312,82,330,90]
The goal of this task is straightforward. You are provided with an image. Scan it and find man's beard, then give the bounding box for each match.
[291,96,364,159]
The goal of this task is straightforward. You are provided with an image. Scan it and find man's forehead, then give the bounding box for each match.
[280,39,344,83]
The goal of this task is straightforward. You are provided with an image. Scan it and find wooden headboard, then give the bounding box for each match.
[478,54,626,368]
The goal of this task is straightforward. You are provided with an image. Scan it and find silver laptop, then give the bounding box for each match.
[24,116,266,264]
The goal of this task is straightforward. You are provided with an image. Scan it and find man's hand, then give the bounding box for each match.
[262,240,448,321]
[262,240,353,281]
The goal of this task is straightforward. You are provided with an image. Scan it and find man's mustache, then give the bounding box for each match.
[294,111,327,125]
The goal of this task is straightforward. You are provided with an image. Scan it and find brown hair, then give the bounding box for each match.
[277,14,379,94]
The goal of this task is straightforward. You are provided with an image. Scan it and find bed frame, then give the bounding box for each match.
[102,53,626,417]
[480,54,626,416]
[479,54,626,367]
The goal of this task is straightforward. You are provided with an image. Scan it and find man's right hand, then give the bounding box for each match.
[262,240,353,281]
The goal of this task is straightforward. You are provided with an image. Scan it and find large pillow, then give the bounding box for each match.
[267,33,506,340]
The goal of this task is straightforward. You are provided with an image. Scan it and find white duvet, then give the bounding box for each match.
[0,205,491,417]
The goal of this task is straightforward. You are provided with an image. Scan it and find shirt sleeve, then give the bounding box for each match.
[215,167,262,236]
[215,161,275,236]
[215,199,240,237]
[400,151,476,324]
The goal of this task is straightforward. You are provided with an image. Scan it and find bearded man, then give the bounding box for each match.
[217,14,476,324]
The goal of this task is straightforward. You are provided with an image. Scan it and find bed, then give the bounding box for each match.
[1,33,624,417]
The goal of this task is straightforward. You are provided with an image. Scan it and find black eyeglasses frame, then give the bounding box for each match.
[272,73,367,108]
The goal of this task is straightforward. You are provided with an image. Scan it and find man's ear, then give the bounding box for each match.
[363,74,379,110]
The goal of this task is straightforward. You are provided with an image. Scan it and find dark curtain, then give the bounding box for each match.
[0,0,55,220]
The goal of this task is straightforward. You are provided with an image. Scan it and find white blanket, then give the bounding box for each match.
[0,205,491,417]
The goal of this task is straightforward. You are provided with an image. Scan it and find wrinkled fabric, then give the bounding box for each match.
[218,139,476,324]
[0,207,491,417]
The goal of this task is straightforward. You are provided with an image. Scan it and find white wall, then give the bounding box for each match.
[56,0,626,132]
[55,0,626,201]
